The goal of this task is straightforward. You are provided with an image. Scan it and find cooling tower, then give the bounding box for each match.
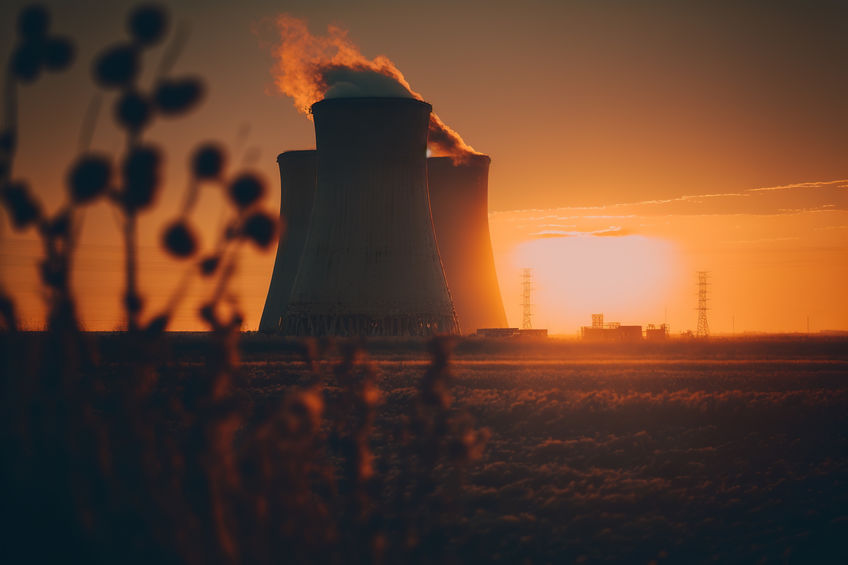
[428,155,507,334]
[283,97,459,336]
[258,150,317,333]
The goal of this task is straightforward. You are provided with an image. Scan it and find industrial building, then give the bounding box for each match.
[581,314,643,342]
[280,97,459,336]
[258,150,317,333]
[645,324,670,341]
[580,314,669,341]
[428,155,507,334]
[259,94,513,337]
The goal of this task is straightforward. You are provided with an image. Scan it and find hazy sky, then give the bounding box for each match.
[1,0,846,333]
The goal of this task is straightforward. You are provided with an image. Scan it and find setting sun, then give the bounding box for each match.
[502,235,680,334]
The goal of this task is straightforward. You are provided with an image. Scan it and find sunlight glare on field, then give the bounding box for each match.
[511,235,680,332]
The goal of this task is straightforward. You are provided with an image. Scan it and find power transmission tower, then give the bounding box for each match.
[696,271,710,338]
[521,268,534,329]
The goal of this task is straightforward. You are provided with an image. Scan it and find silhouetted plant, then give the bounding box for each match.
[128,4,168,46]
[68,154,112,204]
[162,220,199,258]
[0,181,41,228]
[192,143,226,180]
[228,172,266,209]
[11,5,75,83]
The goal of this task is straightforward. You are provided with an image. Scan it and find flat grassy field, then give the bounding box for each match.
[6,334,846,563]
[230,336,848,563]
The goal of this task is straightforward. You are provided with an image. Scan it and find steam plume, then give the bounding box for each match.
[270,15,478,161]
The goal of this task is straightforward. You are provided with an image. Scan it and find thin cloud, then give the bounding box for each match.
[813,224,848,231]
[723,236,801,245]
[530,226,629,238]
[493,178,848,218]
[750,179,848,192]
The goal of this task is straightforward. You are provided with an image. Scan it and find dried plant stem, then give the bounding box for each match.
[77,93,103,153]
[69,208,85,254]
[122,127,142,332]
[155,21,190,80]
[124,211,139,331]
[2,67,18,185]
[162,265,193,316]
[210,240,242,304]
[180,178,200,216]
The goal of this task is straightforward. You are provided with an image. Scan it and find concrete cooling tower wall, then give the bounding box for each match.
[283,97,459,337]
[428,155,507,333]
[258,150,317,333]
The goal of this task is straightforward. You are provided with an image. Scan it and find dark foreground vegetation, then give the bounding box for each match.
[2,330,492,564]
[3,333,848,564]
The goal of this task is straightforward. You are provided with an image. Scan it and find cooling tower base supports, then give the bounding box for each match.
[283,313,457,337]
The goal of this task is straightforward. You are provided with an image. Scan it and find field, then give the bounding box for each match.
[236,336,848,563]
[4,335,847,564]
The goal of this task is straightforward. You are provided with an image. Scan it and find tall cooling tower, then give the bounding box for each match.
[428,155,507,333]
[283,97,459,337]
[258,150,317,333]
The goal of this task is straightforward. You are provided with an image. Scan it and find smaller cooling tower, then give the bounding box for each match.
[283,97,458,336]
[428,155,507,334]
[258,150,317,333]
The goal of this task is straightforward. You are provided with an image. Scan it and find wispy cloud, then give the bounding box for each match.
[530,226,629,238]
[813,224,848,231]
[492,178,848,219]
[722,236,800,245]
[750,179,848,192]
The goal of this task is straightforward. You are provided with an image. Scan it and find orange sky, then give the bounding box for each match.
[1,0,847,334]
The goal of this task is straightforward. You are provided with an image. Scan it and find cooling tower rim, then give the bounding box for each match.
[277,149,316,163]
[311,96,432,113]
[428,154,491,166]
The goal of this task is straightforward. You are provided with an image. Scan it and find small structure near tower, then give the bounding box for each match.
[645,324,669,341]
[581,313,642,342]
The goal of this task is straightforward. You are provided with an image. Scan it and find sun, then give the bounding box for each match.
[508,235,681,333]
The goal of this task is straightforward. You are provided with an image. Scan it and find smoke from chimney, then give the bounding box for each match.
[270,15,478,161]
